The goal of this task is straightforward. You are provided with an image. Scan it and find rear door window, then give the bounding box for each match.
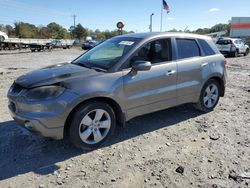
[176,39,201,59]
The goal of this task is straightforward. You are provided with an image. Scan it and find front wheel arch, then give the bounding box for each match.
[64,97,125,139]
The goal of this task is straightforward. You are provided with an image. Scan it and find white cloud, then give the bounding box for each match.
[167,17,175,20]
[209,8,220,12]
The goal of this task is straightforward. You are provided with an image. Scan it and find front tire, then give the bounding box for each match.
[0,36,5,42]
[194,79,220,112]
[69,102,116,150]
[234,50,238,57]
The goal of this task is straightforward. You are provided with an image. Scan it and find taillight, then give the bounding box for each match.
[224,60,229,66]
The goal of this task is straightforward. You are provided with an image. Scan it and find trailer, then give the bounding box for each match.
[0,37,75,52]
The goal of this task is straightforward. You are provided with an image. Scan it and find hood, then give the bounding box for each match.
[15,63,99,88]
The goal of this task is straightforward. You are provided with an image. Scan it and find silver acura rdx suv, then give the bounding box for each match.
[8,32,227,150]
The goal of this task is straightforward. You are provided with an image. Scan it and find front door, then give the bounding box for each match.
[122,38,177,119]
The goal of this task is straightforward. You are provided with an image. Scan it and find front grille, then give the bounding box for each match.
[11,83,24,94]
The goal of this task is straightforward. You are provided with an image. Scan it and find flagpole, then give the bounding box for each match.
[160,0,163,32]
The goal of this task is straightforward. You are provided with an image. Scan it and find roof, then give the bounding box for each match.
[218,37,241,41]
[115,32,212,40]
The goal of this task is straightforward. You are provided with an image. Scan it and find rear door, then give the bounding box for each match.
[122,38,177,119]
[175,38,210,104]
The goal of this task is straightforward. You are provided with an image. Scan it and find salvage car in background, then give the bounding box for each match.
[82,40,101,50]
[0,31,8,42]
[8,32,227,150]
[216,37,249,57]
[47,40,70,49]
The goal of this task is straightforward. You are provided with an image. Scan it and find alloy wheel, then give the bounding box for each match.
[78,109,111,145]
[203,84,219,108]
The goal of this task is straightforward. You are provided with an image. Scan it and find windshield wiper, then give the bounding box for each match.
[75,61,107,72]
[91,66,107,72]
[77,62,92,69]
[77,62,106,72]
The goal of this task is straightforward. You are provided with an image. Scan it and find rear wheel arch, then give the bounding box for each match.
[205,76,225,97]
[195,78,221,112]
[64,97,125,138]
[244,48,249,56]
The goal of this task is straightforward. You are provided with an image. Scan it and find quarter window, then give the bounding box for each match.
[198,39,216,56]
[176,39,201,59]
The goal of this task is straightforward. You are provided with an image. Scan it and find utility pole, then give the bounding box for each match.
[72,14,76,38]
[73,14,77,28]
[150,13,154,32]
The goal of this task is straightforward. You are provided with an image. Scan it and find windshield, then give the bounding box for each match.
[73,37,140,70]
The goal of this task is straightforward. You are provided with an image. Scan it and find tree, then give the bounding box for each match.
[167,28,178,32]
[14,22,38,38]
[38,26,51,39]
[73,24,88,40]
[54,28,68,39]
[210,24,230,33]
[4,25,15,37]
[195,28,211,35]
[46,22,70,39]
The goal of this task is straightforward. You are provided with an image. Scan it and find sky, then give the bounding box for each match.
[0,0,250,32]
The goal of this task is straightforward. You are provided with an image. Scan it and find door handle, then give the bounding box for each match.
[201,63,208,67]
[166,70,176,76]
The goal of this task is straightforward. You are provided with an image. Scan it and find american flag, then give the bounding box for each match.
[163,0,170,14]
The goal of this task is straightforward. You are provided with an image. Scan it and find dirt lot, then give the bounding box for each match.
[0,49,249,188]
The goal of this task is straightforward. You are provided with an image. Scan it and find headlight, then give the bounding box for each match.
[25,86,65,100]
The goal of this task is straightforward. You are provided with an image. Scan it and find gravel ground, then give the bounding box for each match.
[0,49,249,188]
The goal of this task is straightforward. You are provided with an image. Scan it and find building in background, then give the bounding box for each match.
[230,17,250,37]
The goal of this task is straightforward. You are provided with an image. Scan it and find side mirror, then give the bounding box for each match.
[129,61,151,76]
[132,61,151,71]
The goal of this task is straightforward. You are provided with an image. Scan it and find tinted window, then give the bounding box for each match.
[238,40,244,44]
[216,39,232,45]
[124,38,172,68]
[234,40,240,44]
[198,39,216,56]
[176,39,200,59]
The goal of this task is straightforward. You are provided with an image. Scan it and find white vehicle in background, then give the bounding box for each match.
[0,31,8,42]
[216,37,249,57]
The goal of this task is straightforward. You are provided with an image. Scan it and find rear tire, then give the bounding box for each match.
[244,48,249,56]
[194,79,220,112]
[69,101,116,150]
